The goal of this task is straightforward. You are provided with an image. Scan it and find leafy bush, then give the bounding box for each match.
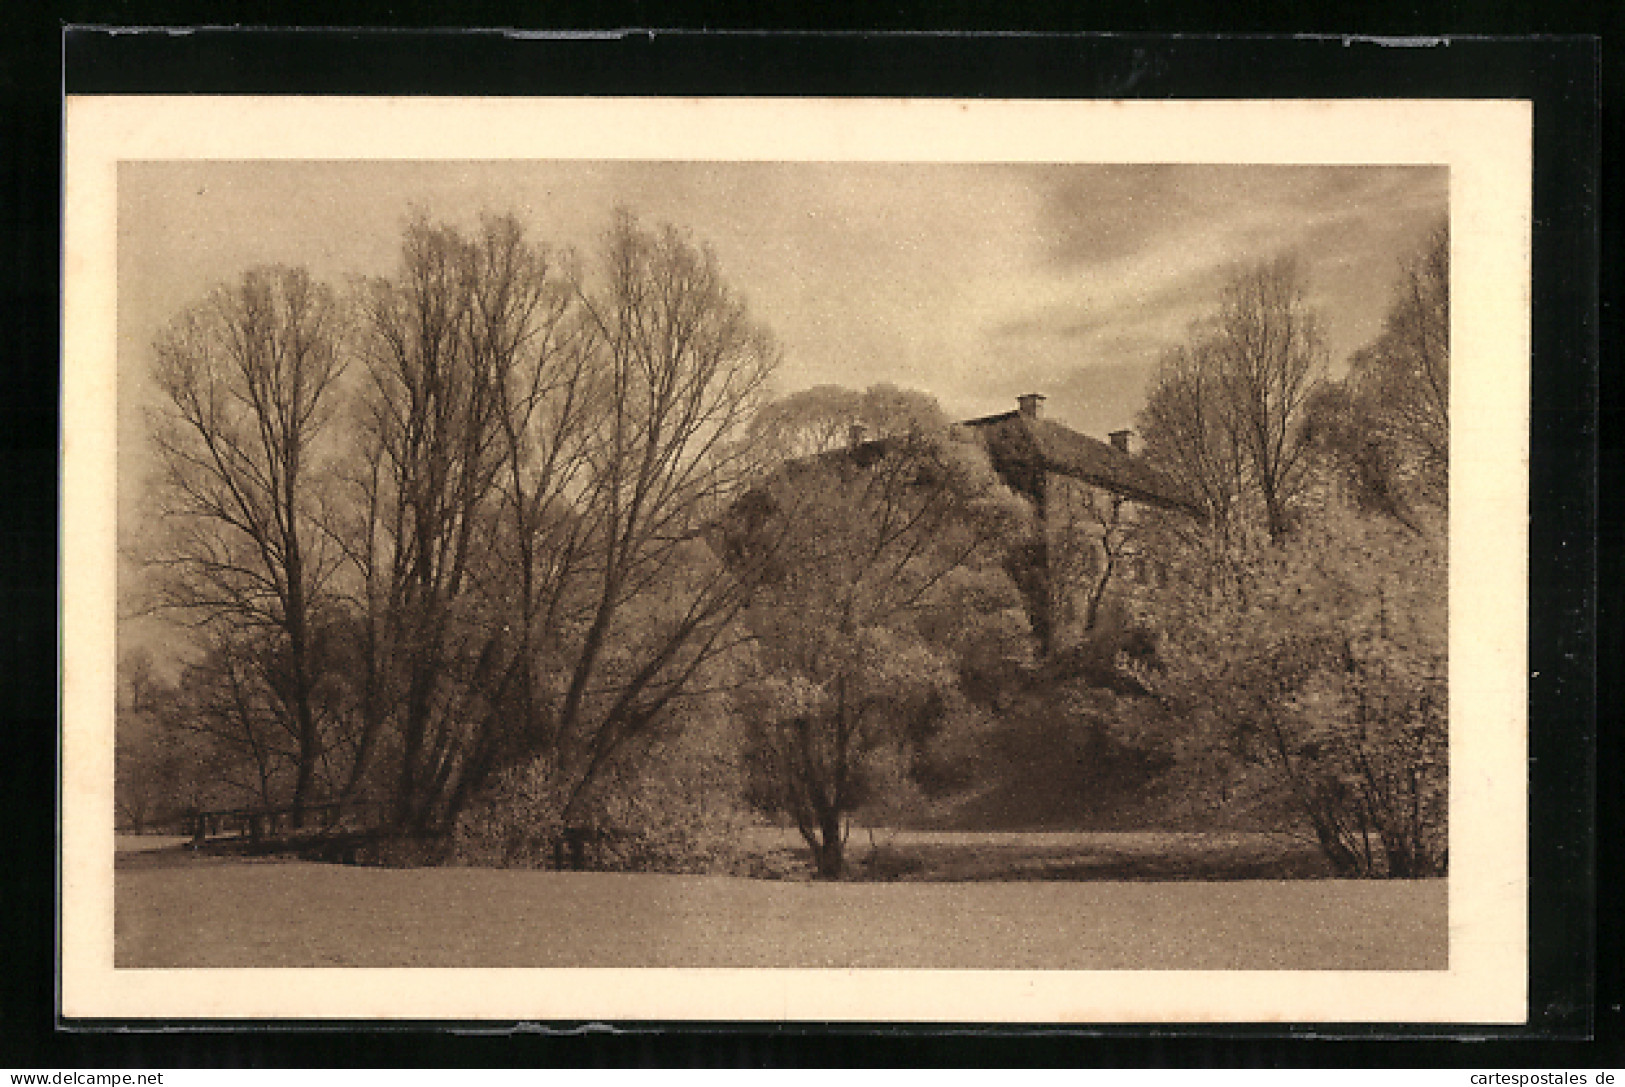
[351,833,454,868]
[449,756,569,869]
[1042,615,1157,696]
[450,716,754,874]
[1129,505,1447,877]
[912,697,1001,797]
[587,732,757,874]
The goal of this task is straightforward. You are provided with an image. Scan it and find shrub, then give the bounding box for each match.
[351,833,453,868]
[449,756,569,869]
[587,740,757,874]
[1129,506,1448,877]
[913,699,1000,797]
[450,716,754,874]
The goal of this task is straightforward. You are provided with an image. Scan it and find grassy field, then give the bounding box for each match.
[741,828,1335,881]
[116,840,1446,971]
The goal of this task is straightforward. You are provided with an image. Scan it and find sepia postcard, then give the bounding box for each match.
[62,96,1530,1023]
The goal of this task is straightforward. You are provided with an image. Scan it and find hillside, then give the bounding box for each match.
[894,667,1289,835]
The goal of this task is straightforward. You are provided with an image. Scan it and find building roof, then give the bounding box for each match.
[961,410,1205,517]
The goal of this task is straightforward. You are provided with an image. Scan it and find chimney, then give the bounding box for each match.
[1017,393,1046,420]
[847,422,868,449]
[1108,428,1133,454]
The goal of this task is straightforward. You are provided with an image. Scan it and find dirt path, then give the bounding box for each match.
[116,861,1446,970]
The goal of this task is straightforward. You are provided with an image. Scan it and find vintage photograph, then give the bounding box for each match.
[62,98,1529,1021]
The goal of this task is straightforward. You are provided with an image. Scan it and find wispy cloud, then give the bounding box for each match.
[958,164,1447,428]
[119,160,1447,471]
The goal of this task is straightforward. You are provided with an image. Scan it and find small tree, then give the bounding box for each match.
[1046,475,1134,638]
[733,388,1029,877]
[154,628,315,810]
[115,648,181,831]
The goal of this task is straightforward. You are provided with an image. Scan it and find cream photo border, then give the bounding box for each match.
[61,96,1531,1023]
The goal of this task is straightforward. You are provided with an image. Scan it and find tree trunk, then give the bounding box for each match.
[814,811,845,879]
[288,639,318,830]
[1263,487,1291,542]
[1308,813,1364,876]
[397,665,432,831]
[1081,548,1117,633]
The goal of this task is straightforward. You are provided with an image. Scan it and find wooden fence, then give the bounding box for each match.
[185,800,378,847]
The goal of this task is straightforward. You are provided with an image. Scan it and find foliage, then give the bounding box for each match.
[915,565,1037,702]
[731,386,1032,877]
[907,661,1182,834]
[1128,236,1448,875]
[1041,611,1157,696]
[448,754,569,869]
[911,697,1002,798]
[450,707,753,874]
[1127,503,1447,876]
[748,384,865,458]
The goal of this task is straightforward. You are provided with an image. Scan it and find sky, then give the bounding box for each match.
[117,159,1446,544]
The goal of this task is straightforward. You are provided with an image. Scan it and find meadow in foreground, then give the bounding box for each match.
[115,835,1445,971]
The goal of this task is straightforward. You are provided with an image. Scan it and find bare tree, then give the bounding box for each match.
[1139,256,1326,544]
[434,217,602,823]
[164,629,296,809]
[1347,221,1449,511]
[147,265,348,819]
[343,213,565,831]
[1210,256,1327,541]
[547,210,781,826]
[1138,340,1249,544]
[1046,477,1131,635]
[343,209,781,835]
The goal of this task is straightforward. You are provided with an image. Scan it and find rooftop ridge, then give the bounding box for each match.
[962,410,1205,518]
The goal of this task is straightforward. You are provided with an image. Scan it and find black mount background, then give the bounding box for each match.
[0,21,1607,1068]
